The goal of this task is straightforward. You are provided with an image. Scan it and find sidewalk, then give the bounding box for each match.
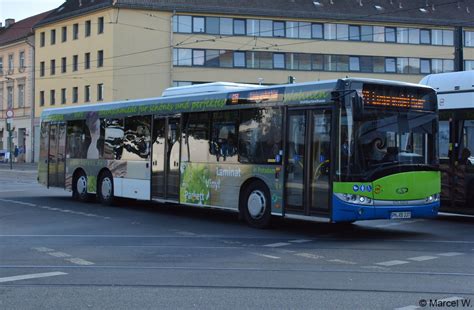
[0,162,38,172]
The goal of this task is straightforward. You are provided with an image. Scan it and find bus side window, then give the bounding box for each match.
[122,116,151,161]
[103,118,124,160]
[210,111,238,163]
[67,120,89,159]
[183,112,210,163]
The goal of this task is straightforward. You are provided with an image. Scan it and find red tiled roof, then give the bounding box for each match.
[0,11,52,46]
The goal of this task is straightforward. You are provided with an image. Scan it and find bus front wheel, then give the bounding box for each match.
[240,181,272,229]
[73,171,89,202]
[98,171,115,206]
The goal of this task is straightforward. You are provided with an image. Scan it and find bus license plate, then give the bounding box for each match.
[390,212,412,219]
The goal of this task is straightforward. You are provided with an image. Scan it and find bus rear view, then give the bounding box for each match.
[332,80,440,222]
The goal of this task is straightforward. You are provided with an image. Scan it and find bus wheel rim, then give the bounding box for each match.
[101,177,112,200]
[248,190,266,219]
[77,176,87,195]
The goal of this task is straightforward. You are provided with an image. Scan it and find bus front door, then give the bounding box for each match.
[47,123,66,188]
[151,116,181,201]
[285,109,332,216]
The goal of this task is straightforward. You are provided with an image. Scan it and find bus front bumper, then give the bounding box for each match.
[331,196,440,223]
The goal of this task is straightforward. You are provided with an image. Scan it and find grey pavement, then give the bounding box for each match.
[0,172,473,309]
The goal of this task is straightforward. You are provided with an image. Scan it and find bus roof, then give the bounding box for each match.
[420,71,474,110]
[40,78,432,121]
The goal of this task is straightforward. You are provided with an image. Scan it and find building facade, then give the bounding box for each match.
[34,0,474,116]
[0,12,50,163]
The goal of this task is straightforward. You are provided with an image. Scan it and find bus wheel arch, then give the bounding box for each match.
[97,169,115,206]
[72,168,89,202]
[239,178,272,229]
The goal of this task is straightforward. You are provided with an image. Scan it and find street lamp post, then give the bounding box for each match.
[5,76,14,170]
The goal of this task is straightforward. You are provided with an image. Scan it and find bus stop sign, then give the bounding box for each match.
[6,109,14,119]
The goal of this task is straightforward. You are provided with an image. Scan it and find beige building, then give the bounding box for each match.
[34,0,474,117]
[0,12,50,163]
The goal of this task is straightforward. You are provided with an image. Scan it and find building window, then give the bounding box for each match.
[8,54,13,73]
[73,55,78,71]
[312,23,323,39]
[361,26,373,41]
[397,28,408,44]
[465,31,474,47]
[420,59,431,74]
[273,53,285,69]
[192,16,205,33]
[408,58,420,74]
[349,25,360,41]
[98,17,104,34]
[61,57,67,73]
[273,21,285,37]
[324,24,337,40]
[192,50,205,66]
[299,22,311,39]
[432,30,443,45]
[408,28,420,44]
[175,49,192,66]
[397,57,409,74]
[220,18,233,35]
[465,60,474,71]
[61,88,67,104]
[7,86,13,109]
[19,51,25,70]
[385,57,396,72]
[233,51,246,67]
[85,20,91,37]
[206,17,220,34]
[349,56,360,71]
[206,50,220,67]
[442,30,454,46]
[18,84,24,108]
[97,50,104,67]
[72,87,78,103]
[97,83,104,101]
[312,54,324,70]
[51,29,56,45]
[0,57,3,74]
[385,27,396,42]
[174,15,192,33]
[260,20,273,37]
[73,23,79,40]
[336,24,349,40]
[219,50,233,68]
[286,21,299,38]
[247,19,260,36]
[40,32,45,47]
[233,19,246,36]
[40,91,45,106]
[373,26,385,42]
[50,59,56,75]
[420,29,431,44]
[85,53,90,69]
[62,26,67,42]
[50,89,56,105]
[443,59,454,72]
[84,85,91,102]
[40,61,45,77]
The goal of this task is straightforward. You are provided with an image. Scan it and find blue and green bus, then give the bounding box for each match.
[39,78,440,227]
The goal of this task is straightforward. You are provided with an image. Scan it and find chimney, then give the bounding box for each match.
[5,19,15,28]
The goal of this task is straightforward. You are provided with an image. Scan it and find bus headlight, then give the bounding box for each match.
[335,193,373,206]
[425,193,440,204]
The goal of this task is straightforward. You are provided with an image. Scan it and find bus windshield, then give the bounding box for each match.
[339,108,438,181]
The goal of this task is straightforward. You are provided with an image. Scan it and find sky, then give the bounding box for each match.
[0,0,65,23]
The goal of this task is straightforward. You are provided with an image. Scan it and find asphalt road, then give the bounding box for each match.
[0,168,473,309]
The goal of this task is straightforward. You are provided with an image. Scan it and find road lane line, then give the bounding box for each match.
[0,272,67,283]
[264,242,291,248]
[65,258,95,266]
[376,260,410,266]
[295,253,324,260]
[48,252,72,258]
[394,306,420,310]
[437,252,464,257]
[288,239,312,243]
[375,219,424,228]
[327,259,357,265]
[251,253,280,259]
[32,247,55,253]
[407,256,438,262]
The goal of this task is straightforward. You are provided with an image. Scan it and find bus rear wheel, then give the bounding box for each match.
[98,171,115,206]
[241,181,272,229]
[73,171,89,202]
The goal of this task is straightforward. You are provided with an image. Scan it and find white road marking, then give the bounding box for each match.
[376,260,410,266]
[375,219,424,228]
[48,252,72,258]
[407,256,438,262]
[0,272,67,283]
[251,253,280,259]
[394,306,419,310]
[264,242,291,248]
[295,253,324,260]
[65,258,95,266]
[288,239,312,243]
[175,231,197,236]
[32,247,55,253]
[327,259,357,265]
[437,252,464,257]
[276,249,296,254]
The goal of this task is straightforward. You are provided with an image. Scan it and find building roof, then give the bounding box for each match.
[0,11,51,46]
[36,0,474,28]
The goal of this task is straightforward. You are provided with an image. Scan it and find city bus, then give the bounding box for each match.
[39,78,440,227]
[420,71,474,214]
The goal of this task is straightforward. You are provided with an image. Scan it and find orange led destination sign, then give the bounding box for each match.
[361,84,435,111]
[227,88,284,105]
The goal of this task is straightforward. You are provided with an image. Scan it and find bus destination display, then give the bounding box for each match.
[227,88,284,105]
[362,84,434,111]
